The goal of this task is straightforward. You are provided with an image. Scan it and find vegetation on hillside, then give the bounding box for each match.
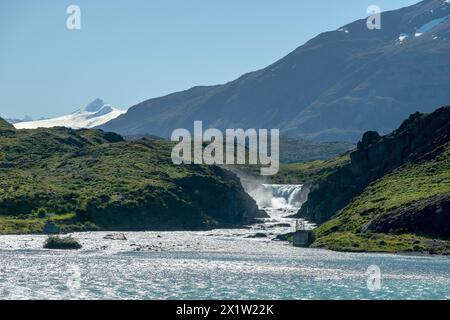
[0,122,264,234]
[269,153,350,184]
[289,107,450,254]
[313,143,450,254]
[298,107,450,224]
[263,107,450,254]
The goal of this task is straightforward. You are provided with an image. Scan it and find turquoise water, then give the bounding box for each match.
[0,231,448,300]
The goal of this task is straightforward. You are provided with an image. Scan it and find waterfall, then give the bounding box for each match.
[262,184,304,209]
[241,180,316,232]
[247,184,306,210]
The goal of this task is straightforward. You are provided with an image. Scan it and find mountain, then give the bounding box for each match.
[297,106,450,254]
[124,134,355,164]
[100,0,450,142]
[278,137,354,163]
[5,116,33,124]
[0,118,14,130]
[14,99,126,130]
[0,119,265,234]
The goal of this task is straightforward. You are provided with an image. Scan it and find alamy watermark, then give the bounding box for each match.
[367,5,382,30]
[66,5,81,30]
[171,121,280,176]
[366,265,382,291]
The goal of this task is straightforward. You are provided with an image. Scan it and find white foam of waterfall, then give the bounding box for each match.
[262,184,304,209]
[247,184,305,210]
[243,181,315,233]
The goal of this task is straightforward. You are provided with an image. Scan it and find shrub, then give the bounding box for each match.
[43,236,82,250]
[36,208,48,218]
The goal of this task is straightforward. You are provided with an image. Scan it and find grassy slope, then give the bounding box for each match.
[313,143,450,254]
[0,124,260,234]
[232,152,350,187]
[269,153,350,184]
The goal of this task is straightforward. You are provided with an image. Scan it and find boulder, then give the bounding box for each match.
[246,233,268,238]
[103,233,127,240]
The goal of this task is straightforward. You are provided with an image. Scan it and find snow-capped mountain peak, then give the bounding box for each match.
[14,99,126,130]
[82,98,106,113]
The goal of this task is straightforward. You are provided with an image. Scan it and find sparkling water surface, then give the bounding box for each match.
[0,185,448,300]
[0,223,448,300]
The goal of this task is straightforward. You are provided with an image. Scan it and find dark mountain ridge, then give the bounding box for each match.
[100,0,450,142]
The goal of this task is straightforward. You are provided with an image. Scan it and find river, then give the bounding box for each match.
[0,184,448,300]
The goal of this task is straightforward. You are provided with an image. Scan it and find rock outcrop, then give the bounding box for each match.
[362,192,450,238]
[298,106,450,224]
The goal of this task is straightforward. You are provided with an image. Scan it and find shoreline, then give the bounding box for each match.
[0,229,448,258]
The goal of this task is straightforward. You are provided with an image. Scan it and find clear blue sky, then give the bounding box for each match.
[0,0,418,118]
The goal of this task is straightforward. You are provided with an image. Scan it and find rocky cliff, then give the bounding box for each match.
[298,106,450,224]
[297,106,450,254]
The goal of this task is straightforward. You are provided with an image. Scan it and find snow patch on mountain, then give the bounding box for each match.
[415,13,450,37]
[14,99,126,130]
[338,28,349,34]
[399,33,410,42]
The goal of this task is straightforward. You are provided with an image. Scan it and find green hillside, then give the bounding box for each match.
[0,122,264,234]
[293,106,450,254]
[314,142,450,254]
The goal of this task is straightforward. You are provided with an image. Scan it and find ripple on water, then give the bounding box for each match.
[0,233,449,299]
[0,187,448,300]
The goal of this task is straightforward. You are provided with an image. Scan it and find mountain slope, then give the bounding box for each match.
[100,0,450,142]
[298,105,450,223]
[277,137,354,163]
[0,118,14,131]
[313,142,450,254]
[5,116,33,124]
[15,99,126,130]
[0,120,265,233]
[294,106,450,254]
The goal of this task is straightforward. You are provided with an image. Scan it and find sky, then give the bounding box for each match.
[0,0,419,118]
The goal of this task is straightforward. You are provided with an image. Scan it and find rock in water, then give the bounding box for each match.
[246,233,268,238]
[103,233,127,241]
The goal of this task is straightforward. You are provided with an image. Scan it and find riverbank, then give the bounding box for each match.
[0,228,448,300]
